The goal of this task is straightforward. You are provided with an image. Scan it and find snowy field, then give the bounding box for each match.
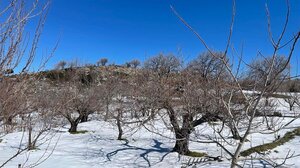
[1,98,300,168]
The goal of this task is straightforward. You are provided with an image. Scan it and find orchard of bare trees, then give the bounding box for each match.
[1,0,300,168]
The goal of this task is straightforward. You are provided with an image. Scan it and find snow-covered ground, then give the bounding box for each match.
[0,120,185,168]
[1,119,300,168]
[1,97,300,167]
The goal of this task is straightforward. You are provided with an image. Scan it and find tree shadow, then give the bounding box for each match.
[106,139,172,167]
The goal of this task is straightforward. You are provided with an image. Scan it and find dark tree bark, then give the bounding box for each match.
[288,101,295,111]
[67,115,82,133]
[69,121,78,133]
[28,125,34,150]
[230,126,242,140]
[265,97,269,106]
[172,113,202,155]
[104,102,109,121]
[116,110,123,140]
[172,129,190,154]
[80,114,88,123]
[6,116,13,125]
[167,107,194,155]
[167,105,221,155]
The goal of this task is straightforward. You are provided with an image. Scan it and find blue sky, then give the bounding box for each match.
[31,0,300,73]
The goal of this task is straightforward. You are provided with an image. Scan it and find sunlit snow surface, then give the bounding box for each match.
[1,96,300,167]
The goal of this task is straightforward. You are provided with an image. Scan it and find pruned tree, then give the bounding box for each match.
[101,76,118,121]
[54,71,101,133]
[284,94,298,111]
[133,70,161,119]
[171,0,300,167]
[112,82,130,140]
[140,52,228,155]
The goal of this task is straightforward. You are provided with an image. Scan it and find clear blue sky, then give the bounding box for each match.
[33,0,300,72]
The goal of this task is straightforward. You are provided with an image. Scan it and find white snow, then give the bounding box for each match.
[1,95,300,167]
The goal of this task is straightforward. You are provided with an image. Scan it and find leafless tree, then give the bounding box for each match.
[55,61,67,70]
[98,58,108,66]
[101,77,118,121]
[0,79,23,131]
[140,53,228,155]
[132,70,162,119]
[22,79,59,150]
[284,93,298,111]
[247,55,290,104]
[112,82,130,140]
[53,70,101,133]
[144,53,181,77]
[130,59,141,68]
[125,62,131,68]
[0,0,54,166]
[187,51,228,80]
[281,79,300,111]
[171,0,300,167]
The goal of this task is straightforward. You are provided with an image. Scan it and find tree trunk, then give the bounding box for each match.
[150,109,156,119]
[265,97,269,106]
[166,107,192,155]
[229,122,242,140]
[231,128,242,140]
[117,110,123,140]
[69,122,78,133]
[27,115,35,150]
[80,114,88,123]
[28,125,34,150]
[104,103,109,121]
[6,116,13,125]
[172,130,190,155]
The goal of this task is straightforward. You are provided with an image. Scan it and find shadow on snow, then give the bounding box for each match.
[106,139,172,167]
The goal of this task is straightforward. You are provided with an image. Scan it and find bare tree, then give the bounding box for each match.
[112,82,130,140]
[54,70,101,133]
[187,51,228,80]
[55,61,67,70]
[282,80,300,111]
[130,59,141,68]
[125,62,131,68]
[101,76,118,121]
[0,0,53,167]
[98,58,108,66]
[144,53,181,77]
[247,55,290,93]
[171,1,300,167]
[140,53,228,155]
[283,93,298,111]
[22,79,58,150]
